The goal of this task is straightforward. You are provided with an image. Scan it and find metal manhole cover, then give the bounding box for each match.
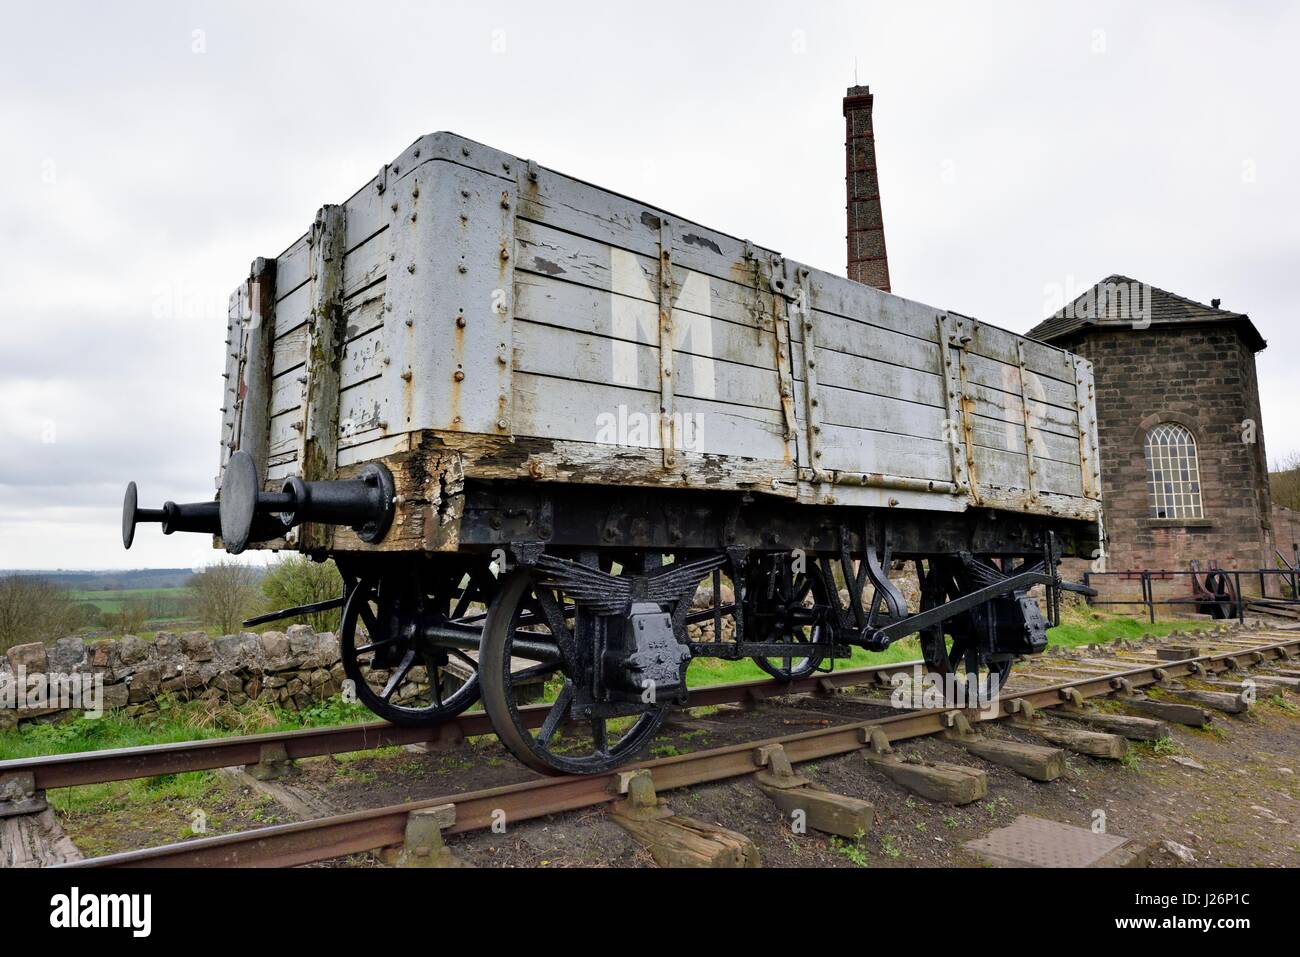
[964,815,1133,868]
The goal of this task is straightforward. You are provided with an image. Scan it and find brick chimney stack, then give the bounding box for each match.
[844,85,891,291]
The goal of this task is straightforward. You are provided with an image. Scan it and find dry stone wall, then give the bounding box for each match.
[0,625,346,731]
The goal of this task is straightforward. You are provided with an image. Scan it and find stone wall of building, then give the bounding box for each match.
[1061,324,1274,600]
[0,626,348,731]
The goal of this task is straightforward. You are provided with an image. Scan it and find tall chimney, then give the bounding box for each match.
[844,85,891,292]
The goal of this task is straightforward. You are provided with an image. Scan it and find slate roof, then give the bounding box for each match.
[1026,275,1266,351]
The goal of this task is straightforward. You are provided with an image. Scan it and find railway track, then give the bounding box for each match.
[2,658,926,793]
[30,624,1296,869]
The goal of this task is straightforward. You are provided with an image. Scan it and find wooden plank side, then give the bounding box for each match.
[969,415,1082,466]
[514,270,774,369]
[268,408,299,460]
[270,367,303,419]
[516,162,752,283]
[511,319,783,413]
[515,220,762,331]
[805,422,953,481]
[791,344,945,409]
[272,327,308,378]
[812,382,947,439]
[973,445,1084,497]
[341,323,387,391]
[272,281,312,341]
[963,351,1076,410]
[512,372,795,464]
[793,308,938,375]
[342,229,388,299]
[274,235,311,303]
[808,277,1075,386]
[967,382,1079,437]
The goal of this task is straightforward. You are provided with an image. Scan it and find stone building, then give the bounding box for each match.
[841,87,1278,601]
[1026,277,1274,596]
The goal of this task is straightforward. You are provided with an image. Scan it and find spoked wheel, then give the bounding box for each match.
[339,566,492,726]
[746,558,834,681]
[921,627,1013,703]
[917,558,1012,704]
[480,567,671,775]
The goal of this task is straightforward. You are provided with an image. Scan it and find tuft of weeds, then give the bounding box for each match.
[830,829,869,867]
[880,834,903,860]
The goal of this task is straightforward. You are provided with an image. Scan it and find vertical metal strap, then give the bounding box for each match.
[219,283,250,481]
[1073,355,1102,500]
[790,261,827,482]
[496,177,519,435]
[745,242,798,453]
[1015,340,1039,501]
[935,314,972,497]
[237,257,277,486]
[658,218,676,467]
[297,204,346,548]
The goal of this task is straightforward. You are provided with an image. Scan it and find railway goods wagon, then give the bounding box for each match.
[124,131,1102,774]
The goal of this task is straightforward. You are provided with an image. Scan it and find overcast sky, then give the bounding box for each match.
[2,0,1296,570]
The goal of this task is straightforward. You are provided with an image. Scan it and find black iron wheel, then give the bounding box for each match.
[917,559,1013,704]
[747,558,834,681]
[480,567,670,775]
[339,568,490,726]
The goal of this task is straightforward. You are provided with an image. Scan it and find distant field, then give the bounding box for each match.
[71,587,189,614]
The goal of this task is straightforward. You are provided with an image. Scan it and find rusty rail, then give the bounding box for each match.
[1,658,919,791]
[62,631,1300,868]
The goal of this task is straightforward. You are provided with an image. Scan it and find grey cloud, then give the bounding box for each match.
[2,0,1297,569]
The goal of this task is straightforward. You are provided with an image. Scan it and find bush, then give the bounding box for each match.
[188,562,262,634]
[0,574,79,653]
[260,556,344,632]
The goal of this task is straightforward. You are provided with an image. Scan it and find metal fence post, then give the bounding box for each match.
[1234,571,1244,623]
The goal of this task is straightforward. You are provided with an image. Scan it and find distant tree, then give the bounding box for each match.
[260,556,344,632]
[69,602,103,631]
[188,562,261,635]
[106,597,152,635]
[0,575,78,654]
[1271,451,1300,512]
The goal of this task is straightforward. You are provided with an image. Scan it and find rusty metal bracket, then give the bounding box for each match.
[1015,340,1039,502]
[0,771,47,818]
[1009,698,1038,720]
[935,314,973,498]
[495,176,519,436]
[745,244,799,453]
[297,205,347,526]
[788,260,829,483]
[1073,355,1102,500]
[658,218,677,467]
[859,726,893,753]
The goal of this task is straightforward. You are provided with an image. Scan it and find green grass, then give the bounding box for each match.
[0,694,374,764]
[70,587,188,614]
[685,637,924,687]
[1045,605,1215,649]
[1,606,1217,763]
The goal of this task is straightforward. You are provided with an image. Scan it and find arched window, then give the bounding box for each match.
[1144,423,1204,519]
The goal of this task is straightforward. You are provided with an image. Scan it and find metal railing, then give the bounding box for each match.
[1082,555,1300,624]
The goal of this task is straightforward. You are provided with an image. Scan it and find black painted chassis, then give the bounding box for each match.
[332,479,1096,663]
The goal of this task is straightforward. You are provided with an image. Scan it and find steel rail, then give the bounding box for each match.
[1,658,922,791]
[62,633,1300,869]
